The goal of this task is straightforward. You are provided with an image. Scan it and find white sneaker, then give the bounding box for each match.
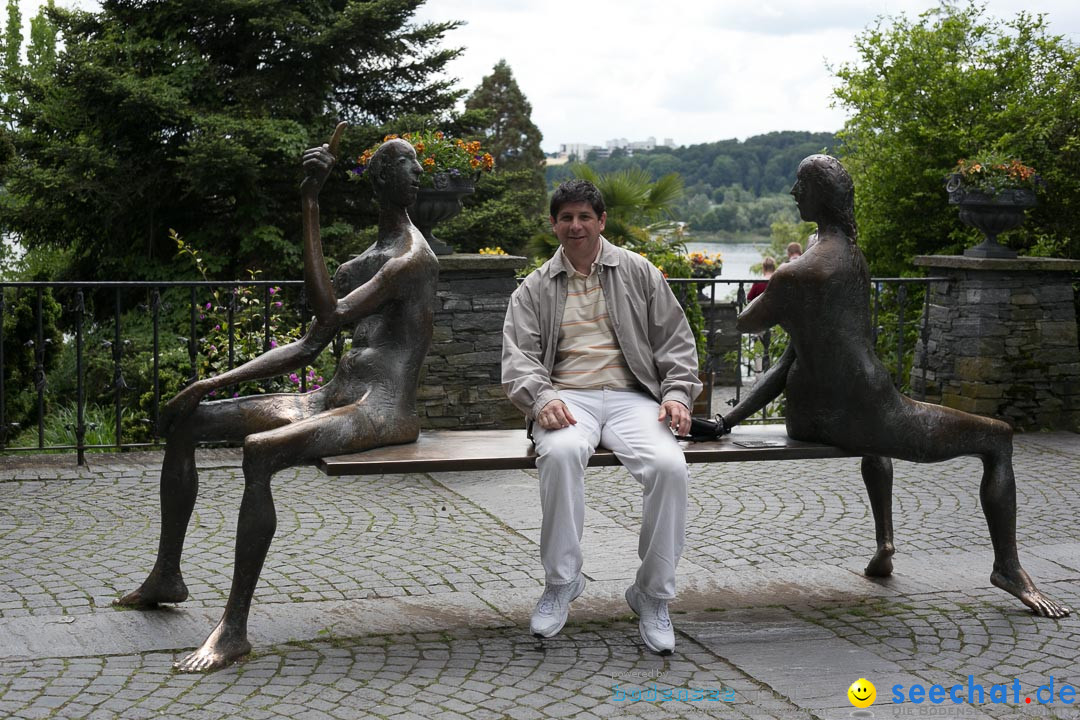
[625,584,675,655]
[530,574,586,638]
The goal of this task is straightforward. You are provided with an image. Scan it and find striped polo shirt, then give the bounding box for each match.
[551,265,638,390]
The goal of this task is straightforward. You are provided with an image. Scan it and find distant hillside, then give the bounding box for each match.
[546,131,839,196]
[546,131,839,236]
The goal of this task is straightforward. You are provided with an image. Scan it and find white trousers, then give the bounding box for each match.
[532,388,688,600]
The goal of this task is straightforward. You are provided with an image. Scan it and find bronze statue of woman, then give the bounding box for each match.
[115,125,441,670]
[724,154,1069,619]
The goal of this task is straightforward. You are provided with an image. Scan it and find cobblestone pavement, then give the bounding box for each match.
[1,431,1078,719]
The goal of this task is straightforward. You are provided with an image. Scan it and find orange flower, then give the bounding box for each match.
[469,157,481,169]
[414,141,425,153]
[383,134,399,142]
[423,157,436,169]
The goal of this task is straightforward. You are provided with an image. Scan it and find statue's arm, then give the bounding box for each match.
[157,320,337,434]
[301,122,348,325]
[722,344,795,428]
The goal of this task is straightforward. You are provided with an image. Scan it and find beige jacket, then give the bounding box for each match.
[501,237,702,421]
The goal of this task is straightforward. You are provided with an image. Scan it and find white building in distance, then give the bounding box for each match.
[553,137,675,162]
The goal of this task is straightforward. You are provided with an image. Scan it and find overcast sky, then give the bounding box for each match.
[21,0,1080,152]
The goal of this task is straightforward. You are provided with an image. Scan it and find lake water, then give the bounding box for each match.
[683,240,769,301]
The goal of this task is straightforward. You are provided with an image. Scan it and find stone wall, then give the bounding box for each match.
[911,255,1080,431]
[418,254,527,430]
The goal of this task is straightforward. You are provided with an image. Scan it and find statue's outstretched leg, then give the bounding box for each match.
[116,394,315,610]
[979,444,1071,618]
[860,455,895,577]
[885,400,1070,618]
[175,403,415,672]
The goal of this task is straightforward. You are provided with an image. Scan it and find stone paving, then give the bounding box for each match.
[1,430,1078,719]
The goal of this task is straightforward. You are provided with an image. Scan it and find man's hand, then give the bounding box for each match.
[301,121,347,195]
[658,400,691,436]
[537,399,577,430]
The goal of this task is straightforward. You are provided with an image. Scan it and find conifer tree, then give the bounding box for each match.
[0,0,463,281]
[464,60,544,174]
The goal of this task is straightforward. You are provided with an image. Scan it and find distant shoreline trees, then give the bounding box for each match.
[546,131,837,238]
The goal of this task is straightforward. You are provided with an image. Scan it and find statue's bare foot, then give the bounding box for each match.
[864,543,895,577]
[991,566,1072,618]
[175,622,250,672]
[114,573,188,608]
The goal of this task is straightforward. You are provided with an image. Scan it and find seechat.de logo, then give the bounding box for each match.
[848,678,877,709]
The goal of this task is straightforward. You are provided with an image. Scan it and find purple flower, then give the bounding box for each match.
[268,287,277,295]
[289,373,299,383]
[233,392,239,398]
[273,301,282,308]
[269,339,278,348]
[205,302,212,310]
[213,324,221,331]
[312,384,321,390]
[198,314,205,320]
[208,390,216,397]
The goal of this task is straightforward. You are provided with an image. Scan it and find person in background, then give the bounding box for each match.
[746,256,776,304]
[786,241,802,261]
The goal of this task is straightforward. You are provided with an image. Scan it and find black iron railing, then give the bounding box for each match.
[1,280,309,464]
[1,275,948,461]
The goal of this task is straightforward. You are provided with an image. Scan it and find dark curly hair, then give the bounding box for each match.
[550,179,605,219]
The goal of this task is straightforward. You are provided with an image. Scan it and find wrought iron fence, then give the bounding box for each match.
[1,275,949,461]
[1,280,311,464]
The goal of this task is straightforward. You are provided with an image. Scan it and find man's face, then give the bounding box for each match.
[551,202,606,258]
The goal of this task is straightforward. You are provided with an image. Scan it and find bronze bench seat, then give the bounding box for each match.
[318,424,855,475]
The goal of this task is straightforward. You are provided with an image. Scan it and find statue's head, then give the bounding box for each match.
[368,139,422,207]
[791,154,856,239]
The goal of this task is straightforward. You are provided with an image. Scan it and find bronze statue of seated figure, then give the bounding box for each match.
[115,125,441,670]
[723,154,1070,619]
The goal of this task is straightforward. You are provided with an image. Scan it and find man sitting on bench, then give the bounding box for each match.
[502,179,702,654]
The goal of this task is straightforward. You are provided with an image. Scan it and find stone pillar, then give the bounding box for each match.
[911,255,1080,431]
[419,253,528,430]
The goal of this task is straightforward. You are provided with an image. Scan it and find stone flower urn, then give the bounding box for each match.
[408,172,476,256]
[946,176,1036,259]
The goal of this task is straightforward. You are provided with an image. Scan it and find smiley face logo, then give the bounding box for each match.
[847,678,876,708]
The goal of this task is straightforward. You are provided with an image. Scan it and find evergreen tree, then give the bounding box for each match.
[27,1,58,81]
[464,60,544,174]
[439,60,547,254]
[0,0,463,281]
[1,0,18,79]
